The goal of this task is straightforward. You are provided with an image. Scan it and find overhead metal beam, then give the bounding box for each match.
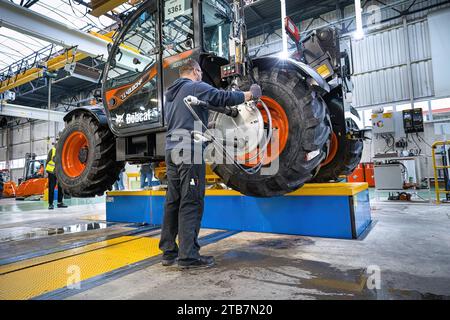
[246,5,265,21]
[24,0,39,8]
[0,103,65,122]
[0,0,150,71]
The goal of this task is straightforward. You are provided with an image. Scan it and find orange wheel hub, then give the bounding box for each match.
[239,96,289,166]
[322,132,338,166]
[62,131,88,178]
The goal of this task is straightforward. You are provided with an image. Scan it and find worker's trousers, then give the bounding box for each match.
[159,150,206,262]
[48,172,63,205]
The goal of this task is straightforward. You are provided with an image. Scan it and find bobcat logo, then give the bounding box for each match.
[115,113,124,125]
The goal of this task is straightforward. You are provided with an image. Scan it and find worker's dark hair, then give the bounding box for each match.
[179,59,200,76]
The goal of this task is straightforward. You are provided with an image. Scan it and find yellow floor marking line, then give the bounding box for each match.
[0,236,161,300]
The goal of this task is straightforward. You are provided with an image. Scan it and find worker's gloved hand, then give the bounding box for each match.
[229,107,239,118]
[250,84,262,100]
[224,106,239,118]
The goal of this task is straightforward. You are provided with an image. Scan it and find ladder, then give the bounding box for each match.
[431,140,450,204]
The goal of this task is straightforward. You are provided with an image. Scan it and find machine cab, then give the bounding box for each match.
[19,154,45,184]
[102,0,233,137]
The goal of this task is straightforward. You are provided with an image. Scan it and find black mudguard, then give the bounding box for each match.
[63,105,108,126]
[251,56,330,93]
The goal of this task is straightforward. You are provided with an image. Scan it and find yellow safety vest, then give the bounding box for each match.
[45,147,56,173]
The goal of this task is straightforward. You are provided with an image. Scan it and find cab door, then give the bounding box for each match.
[102,1,162,137]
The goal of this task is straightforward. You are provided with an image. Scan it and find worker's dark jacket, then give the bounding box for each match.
[164,78,245,152]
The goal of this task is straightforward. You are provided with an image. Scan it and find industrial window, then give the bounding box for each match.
[395,104,413,112]
[431,98,450,113]
[9,158,25,169]
[162,0,194,58]
[430,98,450,120]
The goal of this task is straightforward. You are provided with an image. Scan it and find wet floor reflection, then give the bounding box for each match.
[0,222,112,242]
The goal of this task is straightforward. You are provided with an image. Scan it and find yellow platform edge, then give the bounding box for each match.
[107,182,369,197]
[0,235,161,300]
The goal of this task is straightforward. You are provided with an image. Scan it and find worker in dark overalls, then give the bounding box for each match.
[139,163,153,189]
[46,138,67,210]
[159,59,261,269]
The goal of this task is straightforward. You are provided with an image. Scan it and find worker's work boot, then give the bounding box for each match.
[48,204,54,210]
[161,256,177,266]
[178,256,215,270]
[57,203,68,208]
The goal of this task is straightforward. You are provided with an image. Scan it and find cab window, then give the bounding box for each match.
[162,0,194,58]
[202,0,232,59]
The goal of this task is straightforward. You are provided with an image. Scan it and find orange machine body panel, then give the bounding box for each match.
[15,178,48,198]
[347,163,365,183]
[2,181,17,198]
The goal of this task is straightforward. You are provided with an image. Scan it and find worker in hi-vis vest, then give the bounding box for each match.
[46,137,67,210]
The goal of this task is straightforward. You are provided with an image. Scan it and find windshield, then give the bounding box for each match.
[202,0,232,59]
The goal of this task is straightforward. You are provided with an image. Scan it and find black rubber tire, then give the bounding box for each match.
[55,112,125,197]
[312,95,363,182]
[211,67,331,197]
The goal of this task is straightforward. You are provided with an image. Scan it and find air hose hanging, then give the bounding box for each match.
[183,96,273,174]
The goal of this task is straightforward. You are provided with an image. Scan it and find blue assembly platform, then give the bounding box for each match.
[106,182,372,239]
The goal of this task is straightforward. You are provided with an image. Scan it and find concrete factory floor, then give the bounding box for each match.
[0,195,449,300]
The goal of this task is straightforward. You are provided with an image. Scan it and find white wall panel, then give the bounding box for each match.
[33,121,55,140]
[352,66,410,107]
[11,143,30,159]
[11,125,30,144]
[351,20,433,107]
[33,140,50,157]
[428,7,450,97]
[0,148,6,161]
[411,60,434,98]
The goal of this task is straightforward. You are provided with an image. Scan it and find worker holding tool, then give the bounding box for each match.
[46,137,67,210]
[159,59,261,269]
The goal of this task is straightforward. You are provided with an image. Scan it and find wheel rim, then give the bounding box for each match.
[322,132,338,166]
[239,96,289,166]
[62,131,88,178]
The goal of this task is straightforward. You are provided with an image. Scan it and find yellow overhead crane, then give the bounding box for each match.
[0,31,139,93]
[0,49,88,93]
[90,0,142,17]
